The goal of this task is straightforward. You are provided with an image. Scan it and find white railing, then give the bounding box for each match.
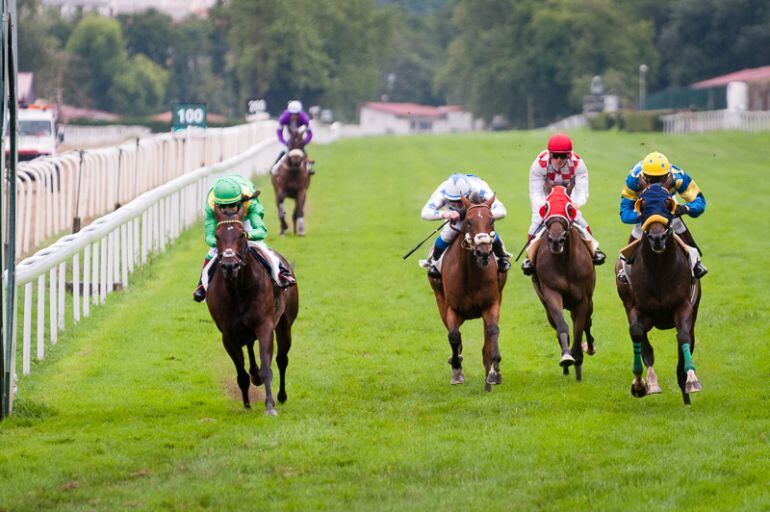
[661,109,770,133]
[3,124,340,409]
[12,121,275,258]
[5,136,278,398]
[59,124,151,149]
[544,114,587,131]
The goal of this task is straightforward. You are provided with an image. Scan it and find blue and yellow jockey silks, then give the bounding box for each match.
[619,161,706,225]
[204,174,267,247]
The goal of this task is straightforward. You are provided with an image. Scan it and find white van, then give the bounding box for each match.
[12,106,58,161]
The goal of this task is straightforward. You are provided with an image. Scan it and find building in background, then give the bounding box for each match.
[42,0,216,20]
[691,65,770,111]
[359,102,474,135]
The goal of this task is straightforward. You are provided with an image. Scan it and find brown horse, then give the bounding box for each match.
[272,128,311,236]
[615,184,702,405]
[206,202,299,415]
[531,188,596,381]
[429,195,507,391]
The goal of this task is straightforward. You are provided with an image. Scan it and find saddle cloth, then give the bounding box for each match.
[201,244,279,290]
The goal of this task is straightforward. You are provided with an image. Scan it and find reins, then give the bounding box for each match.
[460,203,495,251]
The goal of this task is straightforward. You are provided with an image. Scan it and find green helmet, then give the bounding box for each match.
[213,178,243,205]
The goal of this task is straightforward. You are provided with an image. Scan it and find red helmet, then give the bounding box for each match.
[547,133,573,153]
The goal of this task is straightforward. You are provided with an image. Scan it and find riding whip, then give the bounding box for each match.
[514,219,545,262]
[402,219,451,260]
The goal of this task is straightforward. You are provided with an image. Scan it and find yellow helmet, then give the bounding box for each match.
[641,151,671,177]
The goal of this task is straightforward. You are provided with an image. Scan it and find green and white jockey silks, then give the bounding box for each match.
[204,174,267,248]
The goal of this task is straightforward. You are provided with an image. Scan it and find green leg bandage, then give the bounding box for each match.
[681,343,695,372]
[633,341,643,374]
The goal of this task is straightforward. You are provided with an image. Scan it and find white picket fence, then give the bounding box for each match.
[13,121,275,257]
[661,109,770,133]
[58,124,151,149]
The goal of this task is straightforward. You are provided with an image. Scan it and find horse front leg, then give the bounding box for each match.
[222,334,251,409]
[581,299,596,356]
[628,310,652,398]
[674,303,700,405]
[446,308,465,385]
[255,323,277,415]
[246,340,262,386]
[482,304,502,392]
[641,332,662,394]
[295,189,307,236]
[276,194,288,235]
[569,301,589,382]
[542,288,573,369]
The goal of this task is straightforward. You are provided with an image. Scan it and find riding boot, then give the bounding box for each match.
[307,160,315,176]
[617,256,630,285]
[521,234,535,276]
[677,228,708,278]
[192,257,210,302]
[422,243,447,279]
[492,236,511,273]
[278,263,297,288]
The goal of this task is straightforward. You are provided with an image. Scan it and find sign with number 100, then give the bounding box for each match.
[172,103,207,130]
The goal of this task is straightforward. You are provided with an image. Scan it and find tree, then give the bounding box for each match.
[117,9,174,66]
[109,55,169,115]
[65,15,128,110]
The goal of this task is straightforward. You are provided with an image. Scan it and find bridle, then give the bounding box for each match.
[216,218,248,269]
[460,203,496,252]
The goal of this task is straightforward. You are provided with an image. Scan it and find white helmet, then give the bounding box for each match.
[441,173,471,201]
[287,100,303,114]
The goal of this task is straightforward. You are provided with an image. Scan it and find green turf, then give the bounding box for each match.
[1,130,768,511]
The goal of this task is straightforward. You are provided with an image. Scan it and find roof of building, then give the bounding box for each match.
[361,102,465,118]
[691,65,770,89]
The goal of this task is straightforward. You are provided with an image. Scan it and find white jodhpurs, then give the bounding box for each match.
[438,220,463,244]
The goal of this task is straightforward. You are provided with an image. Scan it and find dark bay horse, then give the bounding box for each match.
[206,201,299,415]
[531,186,596,381]
[429,195,507,391]
[272,128,311,236]
[615,183,702,405]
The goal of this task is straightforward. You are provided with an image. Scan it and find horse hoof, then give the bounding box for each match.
[630,379,648,398]
[647,383,662,394]
[685,370,701,394]
[559,354,575,368]
[574,366,582,382]
[486,370,499,385]
[562,366,569,376]
[243,402,251,409]
[451,370,464,385]
[582,342,596,355]
[484,382,492,392]
[277,391,287,403]
[264,408,278,416]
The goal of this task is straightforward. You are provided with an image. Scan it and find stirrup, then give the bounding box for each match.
[592,249,606,266]
[521,259,535,276]
[617,269,629,285]
[193,285,206,302]
[693,261,708,279]
[419,258,433,269]
[428,265,441,279]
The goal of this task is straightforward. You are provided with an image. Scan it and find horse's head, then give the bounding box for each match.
[286,148,306,170]
[214,198,249,280]
[460,194,496,268]
[541,185,577,254]
[637,183,676,254]
[288,127,306,151]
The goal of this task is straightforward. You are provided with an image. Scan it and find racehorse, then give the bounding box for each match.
[428,194,507,391]
[272,128,311,236]
[206,199,299,415]
[615,183,702,405]
[530,186,596,381]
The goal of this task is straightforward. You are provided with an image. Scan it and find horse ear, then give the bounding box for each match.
[665,198,676,215]
[566,203,577,220]
[662,173,674,190]
[248,190,261,200]
[638,175,649,191]
[634,198,644,214]
[484,194,496,208]
[460,196,472,208]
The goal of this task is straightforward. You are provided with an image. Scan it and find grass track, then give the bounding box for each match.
[1,130,769,511]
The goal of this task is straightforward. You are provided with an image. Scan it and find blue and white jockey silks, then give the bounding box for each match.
[419,174,506,268]
[620,161,706,239]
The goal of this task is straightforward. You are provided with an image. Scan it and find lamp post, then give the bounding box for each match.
[639,64,648,110]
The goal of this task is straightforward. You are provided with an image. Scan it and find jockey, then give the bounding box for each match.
[271,100,313,176]
[521,133,605,276]
[192,174,296,302]
[419,173,511,278]
[617,151,707,283]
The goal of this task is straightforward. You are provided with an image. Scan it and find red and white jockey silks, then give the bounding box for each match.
[528,149,590,236]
